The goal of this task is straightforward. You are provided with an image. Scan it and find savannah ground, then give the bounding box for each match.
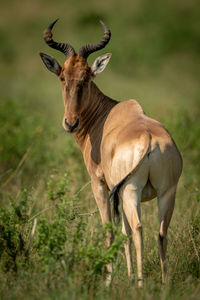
[0,0,200,299]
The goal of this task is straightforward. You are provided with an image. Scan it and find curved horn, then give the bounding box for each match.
[43,19,76,59]
[78,21,111,59]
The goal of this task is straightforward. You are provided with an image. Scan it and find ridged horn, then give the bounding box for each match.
[78,21,111,59]
[43,19,76,59]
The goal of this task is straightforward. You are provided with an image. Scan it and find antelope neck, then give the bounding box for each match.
[74,82,117,148]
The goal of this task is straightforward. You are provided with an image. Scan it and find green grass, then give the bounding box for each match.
[0,0,200,299]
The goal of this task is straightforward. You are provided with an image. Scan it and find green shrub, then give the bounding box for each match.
[0,171,127,292]
[0,189,32,272]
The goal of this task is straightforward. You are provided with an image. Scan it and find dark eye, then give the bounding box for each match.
[77,85,83,104]
[77,82,82,89]
[60,76,65,82]
[78,85,83,91]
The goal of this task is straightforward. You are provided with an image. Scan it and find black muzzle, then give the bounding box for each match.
[65,119,79,133]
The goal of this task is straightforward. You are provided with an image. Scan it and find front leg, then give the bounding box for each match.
[91,177,113,285]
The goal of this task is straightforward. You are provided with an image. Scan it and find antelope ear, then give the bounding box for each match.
[39,52,61,76]
[91,53,112,76]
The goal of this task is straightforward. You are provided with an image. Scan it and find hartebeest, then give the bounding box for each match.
[40,20,182,287]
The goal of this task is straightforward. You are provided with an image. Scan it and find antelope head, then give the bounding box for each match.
[40,19,112,133]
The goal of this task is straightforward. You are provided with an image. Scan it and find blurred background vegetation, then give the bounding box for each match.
[0,0,200,299]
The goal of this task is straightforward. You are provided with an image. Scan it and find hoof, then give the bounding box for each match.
[105,273,112,287]
[137,278,143,288]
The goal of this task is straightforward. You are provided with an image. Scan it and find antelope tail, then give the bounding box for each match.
[109,133,151,225]
[109,175,129,225]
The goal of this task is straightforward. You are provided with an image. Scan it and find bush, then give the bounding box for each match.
[0,189,32,272]
[0,172,127,292]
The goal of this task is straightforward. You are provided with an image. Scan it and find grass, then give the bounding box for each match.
[0,0,200,299]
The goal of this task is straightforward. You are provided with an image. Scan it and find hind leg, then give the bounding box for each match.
[157,186,177,283]
[121,184,143,287]
[122,209,134,279]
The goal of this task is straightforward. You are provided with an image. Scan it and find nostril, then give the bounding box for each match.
[65,119,79,133]
[65,118,70,127]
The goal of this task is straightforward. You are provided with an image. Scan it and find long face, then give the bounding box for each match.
[59,55,92,132]
[40,19,112,133]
